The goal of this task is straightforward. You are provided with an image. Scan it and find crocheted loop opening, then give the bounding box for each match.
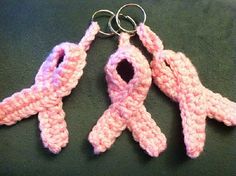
[56,52,65,68]
[116,59,134,83]
[164,59,171,69]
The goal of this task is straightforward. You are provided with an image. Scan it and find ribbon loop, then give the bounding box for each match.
[0,22,100,153]
[89,33,167,157]
[154,50,236,158]
[137,23,236,158]
[106,33,151,104]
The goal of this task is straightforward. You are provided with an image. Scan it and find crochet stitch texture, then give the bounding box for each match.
[137,23,236,158]
[88,33,167,157]
[0,22,100,154]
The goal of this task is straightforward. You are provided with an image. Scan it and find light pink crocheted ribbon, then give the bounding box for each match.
[137,23,236,158]
[0,22,100,154]
[88,33,167,157]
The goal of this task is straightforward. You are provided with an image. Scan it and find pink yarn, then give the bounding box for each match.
[137,23,236,158]
[88,33,167,157]
[0,22,100,154]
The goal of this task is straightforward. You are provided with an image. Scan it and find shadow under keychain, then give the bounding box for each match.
[0,11,106,154]
[116,3,236,158]
[88,12,167,157]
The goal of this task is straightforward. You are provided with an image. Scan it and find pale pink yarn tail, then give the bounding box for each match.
[137,23,236,158]
[0,22,100,154]
[127,106,167,157]
[88,105,126,154]
[38,100,68,154]
[88,33,167,157]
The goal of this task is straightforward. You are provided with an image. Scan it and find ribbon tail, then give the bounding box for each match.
[180,93,207,158]
[205,88,236,126]
[38,100,68,154]
[88,105,126,154]
[0,87,42,126]
[127,106,167,157]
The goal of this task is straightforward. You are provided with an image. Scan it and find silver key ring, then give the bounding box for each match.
[108,14,137,36]
[91,9,116,37]
[115,3,147,34]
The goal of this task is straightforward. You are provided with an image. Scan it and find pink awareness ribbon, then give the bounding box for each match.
[137,23,236,158]
[88,33,167,157]
[0,22,100,154]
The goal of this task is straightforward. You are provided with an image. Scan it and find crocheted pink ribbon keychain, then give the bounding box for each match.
[136,23,236,158]
[88,33,167,157]
[0,22,100,154]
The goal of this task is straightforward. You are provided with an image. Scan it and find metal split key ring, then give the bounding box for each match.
[91,3,147,37]
[115,3,146,34]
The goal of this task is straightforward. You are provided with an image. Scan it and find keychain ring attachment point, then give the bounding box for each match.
[115,3,146,33]
[91,9,116,37]
[109,14,137,36]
